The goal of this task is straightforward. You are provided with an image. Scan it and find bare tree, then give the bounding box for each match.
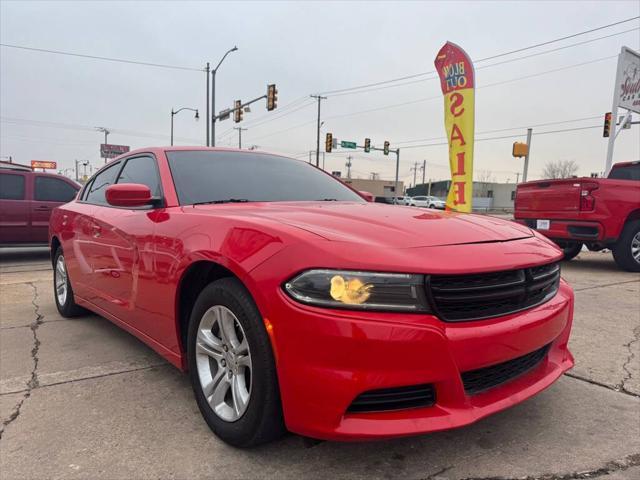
[541,159,579,179]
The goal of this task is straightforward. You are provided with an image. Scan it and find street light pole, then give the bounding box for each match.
[96,127,110,163]
[233,127,247,149]
[205,62,210,146]
[171,107,199,146]
[211,46,238,147]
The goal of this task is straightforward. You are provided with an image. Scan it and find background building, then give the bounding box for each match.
[407,181,517,211]
[340,178,405,198]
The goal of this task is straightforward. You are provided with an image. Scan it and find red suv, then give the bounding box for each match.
[0,162,80,245]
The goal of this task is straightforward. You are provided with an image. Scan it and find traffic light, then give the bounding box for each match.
[325,133,333,153]
[512,142,528,158]
[267,84,278,111]
[364,138,371,153]
[234,100,243,123]
[383,141,390,156]
[603,112,612,137]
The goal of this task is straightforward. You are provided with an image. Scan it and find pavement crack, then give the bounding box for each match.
[0,282,44,440]
[564,372,640,398]
[617,325,640,394]
[458,453,640,480]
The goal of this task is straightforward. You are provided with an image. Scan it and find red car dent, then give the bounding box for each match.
[49,147,574,441]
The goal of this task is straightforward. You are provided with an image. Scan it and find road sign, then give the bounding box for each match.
[340,141,357,149]
[218,108,231,121]
[100,144,130,159]
[31,160,56,170]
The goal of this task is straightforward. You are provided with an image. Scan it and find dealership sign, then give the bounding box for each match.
[615,47,640,113]
[100,144,130,159]
[31,160,57,170]
[434,42,475,213]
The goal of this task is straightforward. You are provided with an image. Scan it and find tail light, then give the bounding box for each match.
[580,182,598,211]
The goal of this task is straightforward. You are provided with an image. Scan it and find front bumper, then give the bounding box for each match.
[268,280,574,441]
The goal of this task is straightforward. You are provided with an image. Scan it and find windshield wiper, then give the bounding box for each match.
[192,198,250,206]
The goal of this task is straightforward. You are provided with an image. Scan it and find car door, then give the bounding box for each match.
[87,155,163,327]
[0,172,30,244]
[31,175,80,243]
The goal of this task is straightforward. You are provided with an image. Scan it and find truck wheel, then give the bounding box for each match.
[557,241,582,261]
[612,220,640,272]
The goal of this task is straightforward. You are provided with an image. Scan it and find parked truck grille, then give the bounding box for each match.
[461,343,551,395]
[347,384,436,413]
[428,262,560,322]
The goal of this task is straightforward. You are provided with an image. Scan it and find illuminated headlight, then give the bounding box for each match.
[283,269,430,312]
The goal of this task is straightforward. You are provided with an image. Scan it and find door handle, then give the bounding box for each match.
[34,205,51,211]
[92,225,102,238]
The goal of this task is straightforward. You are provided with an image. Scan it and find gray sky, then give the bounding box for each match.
[1,0,639,185]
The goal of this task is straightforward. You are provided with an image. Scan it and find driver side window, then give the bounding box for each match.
[116,156,162,197]
[84,162,121,205]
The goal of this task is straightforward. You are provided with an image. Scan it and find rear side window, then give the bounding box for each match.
[116,156,161,196]
[34,177,78,202]
[0,173,25,200]
[608,163,640,181]
[85,162,121,205]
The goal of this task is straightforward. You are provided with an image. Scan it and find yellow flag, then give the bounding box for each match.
[434,42,475,213]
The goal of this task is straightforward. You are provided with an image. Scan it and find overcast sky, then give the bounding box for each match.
[1,0,639,185]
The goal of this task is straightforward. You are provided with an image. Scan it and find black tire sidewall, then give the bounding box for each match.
[613,220,640,272]
[187,278,283,447]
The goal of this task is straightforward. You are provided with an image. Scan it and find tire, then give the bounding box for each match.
[53,247,85,317]
[556,241,582,261]
[187,278,285,447]
[612,220,640,272]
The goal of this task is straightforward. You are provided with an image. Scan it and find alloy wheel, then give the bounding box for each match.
[632,231,640,264]
[55,255,68,306]
[195,305,252,422]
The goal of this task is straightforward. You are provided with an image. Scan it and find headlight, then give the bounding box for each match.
[284,269,430,312]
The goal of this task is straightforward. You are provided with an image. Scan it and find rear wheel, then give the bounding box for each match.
[53,247,85,317]
[612,220,640,272]
[187,278,285,447]
[556,241,582,261]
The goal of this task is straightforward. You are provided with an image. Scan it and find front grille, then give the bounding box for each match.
[461,344,551,395]
[347,384,436,413]
[428,262,560,322]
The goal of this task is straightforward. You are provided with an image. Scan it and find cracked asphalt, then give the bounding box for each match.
[0,248,638,479]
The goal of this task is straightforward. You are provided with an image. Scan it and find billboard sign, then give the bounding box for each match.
[100,144,130,159]
[615,47,640,114]
[31,160,57,170]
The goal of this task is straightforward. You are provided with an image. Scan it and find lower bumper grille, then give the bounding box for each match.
[347,384,436,413]
[461,344,551,395]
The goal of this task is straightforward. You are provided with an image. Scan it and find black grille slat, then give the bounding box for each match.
[347,384,436,413]
[429,262,560,322]
[461,344,550,395]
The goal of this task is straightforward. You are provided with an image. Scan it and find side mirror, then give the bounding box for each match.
[359,191,375,202]
[105,183,153,207]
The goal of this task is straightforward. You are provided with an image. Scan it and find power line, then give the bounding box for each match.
[317,16,639,96]
[325,27,638,98]
[0,43,203,72]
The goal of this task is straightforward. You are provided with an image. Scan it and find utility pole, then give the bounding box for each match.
[523,128,532,182]
[411,161,419,188]
[516,172,520,184]
[346,156,353,179]
[74,160,79,182]
[428,179,432,196]
[234,127,247,149]
[310,95,326,167]
[205,62,210,146]
[421,160,426,186]
[96,127,110,163]
[394,149,401,196]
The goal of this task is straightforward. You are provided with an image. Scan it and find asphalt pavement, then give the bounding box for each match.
[0,247,638,479]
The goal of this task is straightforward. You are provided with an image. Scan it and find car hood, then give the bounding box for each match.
[191,201,533,248]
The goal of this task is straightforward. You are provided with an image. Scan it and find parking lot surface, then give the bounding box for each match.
[1,248,638,479]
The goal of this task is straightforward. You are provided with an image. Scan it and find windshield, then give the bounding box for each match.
[166,150,365,205]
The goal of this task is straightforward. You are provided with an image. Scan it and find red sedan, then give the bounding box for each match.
[49,147,574,447]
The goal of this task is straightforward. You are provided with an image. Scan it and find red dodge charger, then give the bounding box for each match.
[49,147,574,447]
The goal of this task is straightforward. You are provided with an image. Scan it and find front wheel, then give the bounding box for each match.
[612,220,640,272]
[187,278,285,447]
